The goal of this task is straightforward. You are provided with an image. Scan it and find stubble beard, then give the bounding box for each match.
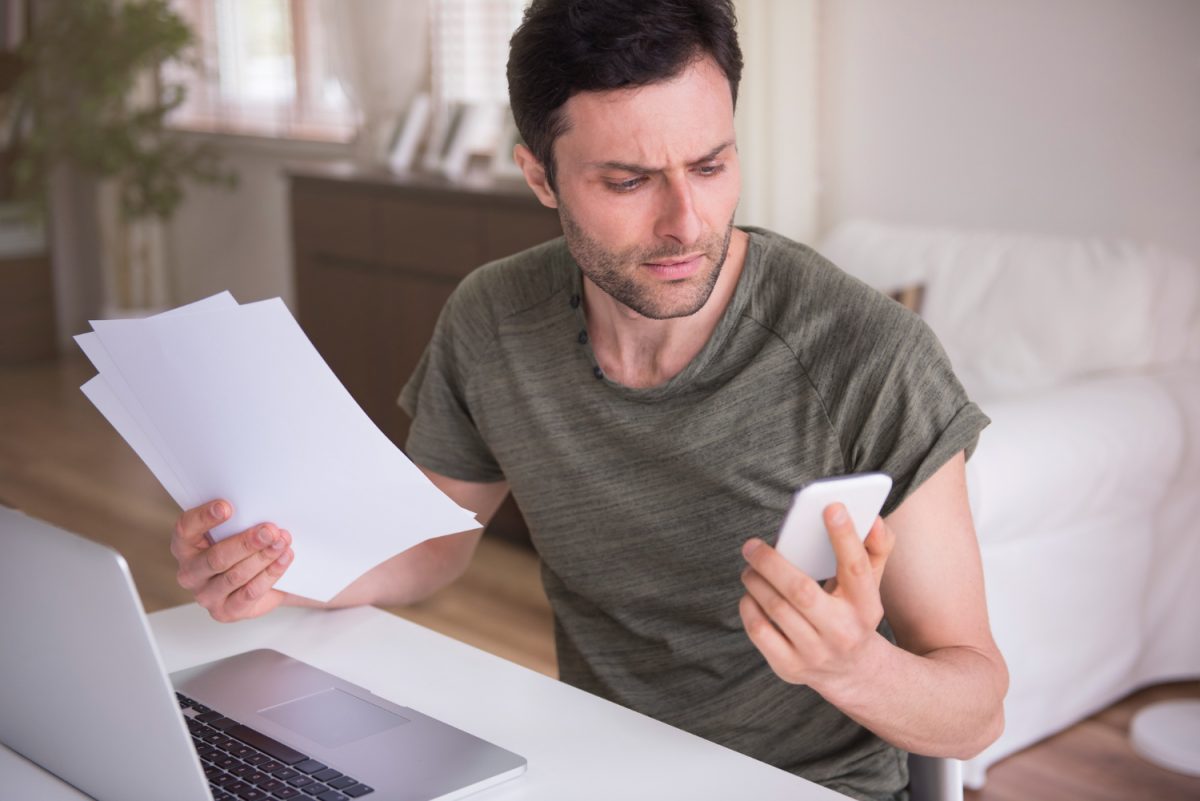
[558,204,735,320]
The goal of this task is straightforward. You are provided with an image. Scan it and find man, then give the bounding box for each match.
[170,2,1007,798]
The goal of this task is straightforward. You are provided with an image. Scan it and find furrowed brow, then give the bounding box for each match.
[690,140,736,166]
[589,140,735,174]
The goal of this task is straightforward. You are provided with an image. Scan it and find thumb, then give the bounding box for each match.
[863,516,895,586]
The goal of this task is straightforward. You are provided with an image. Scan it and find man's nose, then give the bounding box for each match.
[653,177,703,246]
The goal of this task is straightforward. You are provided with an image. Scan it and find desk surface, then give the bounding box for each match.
[3,604,847,800]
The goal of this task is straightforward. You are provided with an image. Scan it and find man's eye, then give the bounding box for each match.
[606,177,645,193]
[697,163,726,177]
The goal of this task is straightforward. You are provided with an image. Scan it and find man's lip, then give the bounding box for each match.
[641,254,704,280]
[644,254,703,267]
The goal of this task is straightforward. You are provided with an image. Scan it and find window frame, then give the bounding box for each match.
[167,0,357,144]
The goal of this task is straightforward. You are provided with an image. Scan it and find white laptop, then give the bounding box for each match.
[0,505,526,801]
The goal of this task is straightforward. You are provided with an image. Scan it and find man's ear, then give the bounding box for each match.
[514,144,558,208]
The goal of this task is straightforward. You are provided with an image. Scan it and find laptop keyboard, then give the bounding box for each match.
[177,692,375,801]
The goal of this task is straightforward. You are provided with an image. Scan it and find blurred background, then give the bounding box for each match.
[3,1,1196,336]
[0,2,1197,799]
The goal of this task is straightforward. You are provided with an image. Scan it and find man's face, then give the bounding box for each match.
[549,56,741,320]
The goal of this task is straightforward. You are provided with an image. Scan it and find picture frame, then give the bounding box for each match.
[440,103,511,181]
[439,103,483,180]
[387,92,431,174]
[421,101,467,175]
[490,109,525,180]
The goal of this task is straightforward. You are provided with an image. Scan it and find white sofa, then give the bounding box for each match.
[818,221,1200,788]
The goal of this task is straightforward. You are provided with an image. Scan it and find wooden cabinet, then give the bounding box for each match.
[0,4,55,363]
[0,250,56,362]
[289,165,562,450]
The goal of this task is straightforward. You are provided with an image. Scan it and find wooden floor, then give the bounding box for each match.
[2,355,1197,800]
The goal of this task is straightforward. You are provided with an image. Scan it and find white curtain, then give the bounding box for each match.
[733,0,820,243]
[317,0,431,166]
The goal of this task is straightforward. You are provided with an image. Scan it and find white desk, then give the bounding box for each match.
[3,604,848,800]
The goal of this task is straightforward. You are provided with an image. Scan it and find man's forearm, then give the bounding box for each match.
[815,634,1008,759]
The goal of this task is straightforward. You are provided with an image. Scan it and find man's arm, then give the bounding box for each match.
[739,451,1008,759]
[171,468,509,622]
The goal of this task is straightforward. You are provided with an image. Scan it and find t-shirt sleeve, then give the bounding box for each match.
[809,284,989,517]
[397,275,506,483]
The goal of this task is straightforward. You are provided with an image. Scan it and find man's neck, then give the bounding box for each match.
[584,228,749,389]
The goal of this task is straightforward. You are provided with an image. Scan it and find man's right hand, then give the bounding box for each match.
[171,500,294,622]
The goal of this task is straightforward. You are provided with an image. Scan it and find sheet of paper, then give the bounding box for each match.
[81,376,190,507]
[76,292,240,512]
[87,298,478,601]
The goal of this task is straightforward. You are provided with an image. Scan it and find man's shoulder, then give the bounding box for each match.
[737,226,947,406]
[741,226,908,340]
[743,226,825,268]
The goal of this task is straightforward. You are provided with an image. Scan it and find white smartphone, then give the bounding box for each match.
[774,472,893,580]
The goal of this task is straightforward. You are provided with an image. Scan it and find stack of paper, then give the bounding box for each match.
[76,292,479,602]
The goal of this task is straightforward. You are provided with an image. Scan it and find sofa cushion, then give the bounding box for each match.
[963,372,1183,548]
[819,220,1200,398]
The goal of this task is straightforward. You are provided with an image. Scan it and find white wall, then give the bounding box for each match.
[165,136,350,308]
[818,0,1200,263]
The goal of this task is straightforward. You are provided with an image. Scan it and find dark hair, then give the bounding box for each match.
[507,0,743,191]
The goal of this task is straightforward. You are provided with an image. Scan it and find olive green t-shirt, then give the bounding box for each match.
[399,227,989,801]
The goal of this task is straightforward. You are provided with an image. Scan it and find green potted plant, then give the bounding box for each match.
[6,0,234,312]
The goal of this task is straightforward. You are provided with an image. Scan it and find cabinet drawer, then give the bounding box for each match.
[482,205,562,262]
[291,183,377,263]
[0,255,55,362]
[377,196,485,278]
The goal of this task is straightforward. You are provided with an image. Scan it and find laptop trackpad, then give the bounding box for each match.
[259,688,409,749]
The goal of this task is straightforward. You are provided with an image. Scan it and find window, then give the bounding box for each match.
[168,0,355,141]
[168,0,528,144]
[431,0,525,107]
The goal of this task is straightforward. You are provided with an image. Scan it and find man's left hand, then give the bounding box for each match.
[739,504,896,688]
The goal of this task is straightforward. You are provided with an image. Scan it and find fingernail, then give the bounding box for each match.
[279,549,293,566]
[257,526,273,545]
[211,502,227,521]
[743,539,761,558]
[268,538,285,553]
[830,504,847,525]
